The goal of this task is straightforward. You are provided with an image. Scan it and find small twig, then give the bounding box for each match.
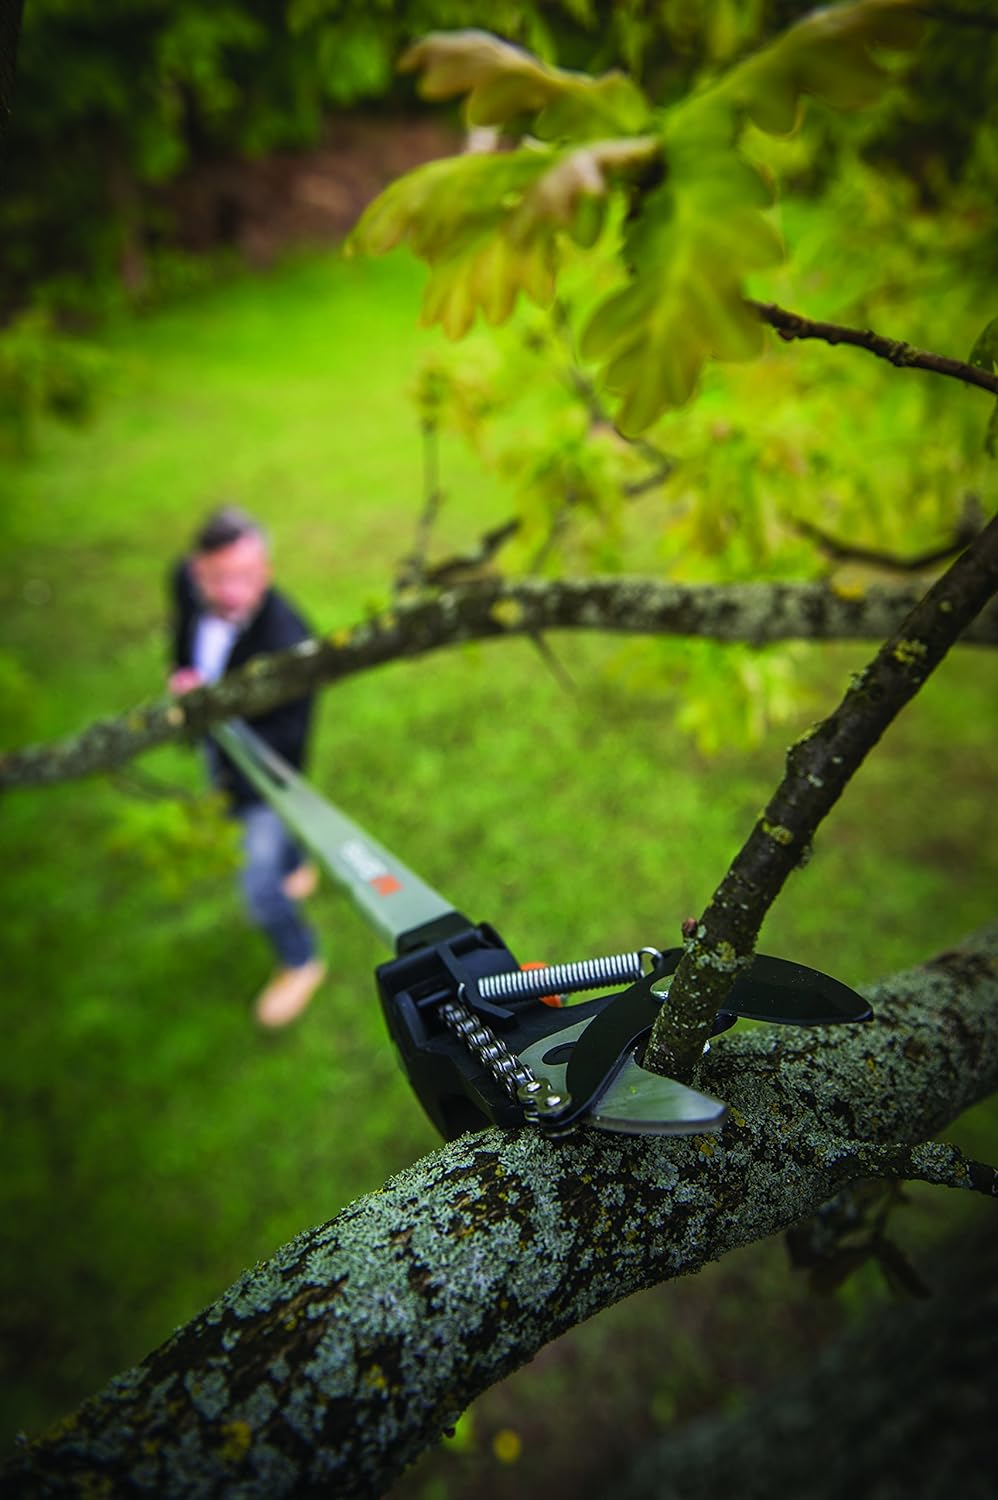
[525,630,577,697]
[793,497,984,573]
[108,765,198,803]
[622,461,676,499]
[827,1140,998,1198]
[749,301,998,398]
[402,300,675,594]
[395,418,445,593]
[529,489,575,574]
[551,304,677,486]
[420,518,521,587]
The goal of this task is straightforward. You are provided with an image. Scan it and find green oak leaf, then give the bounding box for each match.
[347,141,658,337]
[581,120,783,432]
[509,136,659,248]
[421,232,558,337]
[345,151,548,260]
[346,150,559,333]
[969,315,998,372]
[400,29,652,140]
[718,0,924,134]
[354,4,924,421]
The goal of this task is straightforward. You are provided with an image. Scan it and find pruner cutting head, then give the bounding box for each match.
[376,922,872,1142]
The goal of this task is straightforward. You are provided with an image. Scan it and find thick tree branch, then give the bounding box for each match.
[5,925,996,1498]
[749,301,998,398]
[3,575,998,792]
[647,511,998,1079]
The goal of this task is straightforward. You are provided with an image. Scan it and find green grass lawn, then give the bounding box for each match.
[1,249,995,1486]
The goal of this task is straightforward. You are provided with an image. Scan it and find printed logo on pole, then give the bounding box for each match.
[339,839,402,896]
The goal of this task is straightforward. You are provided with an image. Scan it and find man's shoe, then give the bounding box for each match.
[254,959,327,1028]
[282,861,319,902]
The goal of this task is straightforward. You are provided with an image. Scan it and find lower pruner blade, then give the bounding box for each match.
[588,1055,726,1136]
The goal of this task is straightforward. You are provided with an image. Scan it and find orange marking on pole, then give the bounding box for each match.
[371,874,402,896]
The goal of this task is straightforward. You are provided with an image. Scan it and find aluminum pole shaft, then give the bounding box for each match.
[213,721,456,949]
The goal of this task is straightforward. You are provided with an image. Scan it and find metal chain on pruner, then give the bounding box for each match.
[438,988,571,1125]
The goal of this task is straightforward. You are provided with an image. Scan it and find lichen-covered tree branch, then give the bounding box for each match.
[5,924,996,1499]
[2,575,997,792]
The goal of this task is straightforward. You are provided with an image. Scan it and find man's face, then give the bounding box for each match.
[191,533,271,623]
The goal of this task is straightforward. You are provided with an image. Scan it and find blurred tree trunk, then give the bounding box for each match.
[0,0,23,154]
[619,1225,996,1500]
[106,137,149,299]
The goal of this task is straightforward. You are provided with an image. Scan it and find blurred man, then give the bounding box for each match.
[168,506,325,1027]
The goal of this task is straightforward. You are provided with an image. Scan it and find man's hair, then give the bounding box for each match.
[193,505,266,555]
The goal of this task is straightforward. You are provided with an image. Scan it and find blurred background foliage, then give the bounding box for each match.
[1,2,997,1495]
[4,0,996,315]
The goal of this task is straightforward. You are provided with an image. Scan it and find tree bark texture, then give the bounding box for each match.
[5,925,997,1498]
[3,576,998,791]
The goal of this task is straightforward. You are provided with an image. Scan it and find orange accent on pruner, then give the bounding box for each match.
[371,874,402,896]
[521,961,564,1008]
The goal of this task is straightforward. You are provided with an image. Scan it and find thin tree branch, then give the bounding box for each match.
[405,429,671,589]
[622,460,675,498]
[792,497,984,573]
[394,418,445,593]
[4,576,998,792]
[108,764,199,803]
[645,510,998,1080]
[5,926,997,1498]
[549,296,677,483]
[525,628,577,696]
[827,1139,998,1197]
[749,301,998,398]
[413,518,520,588]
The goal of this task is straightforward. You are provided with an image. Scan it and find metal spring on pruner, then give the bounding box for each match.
[478,947,662,1003]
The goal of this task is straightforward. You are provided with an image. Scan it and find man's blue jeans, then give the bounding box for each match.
[237,802,318,969]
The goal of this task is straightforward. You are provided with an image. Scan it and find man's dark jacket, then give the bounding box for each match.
[169,560,314,809]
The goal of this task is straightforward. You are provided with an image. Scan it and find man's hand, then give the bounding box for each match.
[168,668,205,695]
